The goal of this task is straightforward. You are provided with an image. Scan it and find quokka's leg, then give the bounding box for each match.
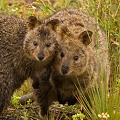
[0,78,14,114]
[33,80,57,119]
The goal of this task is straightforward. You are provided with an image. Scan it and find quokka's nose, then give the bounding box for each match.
[38,53,44,60]
[61,65,69,74]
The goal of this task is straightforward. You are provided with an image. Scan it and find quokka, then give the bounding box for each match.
[33,9,110,119]
[0,14,59,114]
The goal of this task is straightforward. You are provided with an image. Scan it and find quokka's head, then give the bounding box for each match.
[23,16,60,62]
[56,26,93,76]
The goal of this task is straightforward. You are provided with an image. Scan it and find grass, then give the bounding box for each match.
[0,0,120,119]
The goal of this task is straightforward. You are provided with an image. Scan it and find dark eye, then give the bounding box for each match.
[74,56,79,61]
[46,43,51,47]
[33,41,38,46]
[60,52,64,58]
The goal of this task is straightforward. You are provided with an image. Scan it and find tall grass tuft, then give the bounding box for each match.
[76,0,120,120]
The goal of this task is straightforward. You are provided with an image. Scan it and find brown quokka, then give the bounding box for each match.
[34,9,110,119]
[0,14,59,114]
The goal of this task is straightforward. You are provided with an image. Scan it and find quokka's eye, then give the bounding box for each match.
[60,52,64,58]
[74,56,79,61]
[33,41,38,46]
[46,43,51,47]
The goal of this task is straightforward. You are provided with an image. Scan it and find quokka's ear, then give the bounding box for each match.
[79,30,93,46]
[60,26,72,38]
[61,26,71,35]
[27,16,42,30]
[46,19,60,31]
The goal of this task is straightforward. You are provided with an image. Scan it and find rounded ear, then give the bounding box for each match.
[46,19,60,31]
[61,26,71,35]
[79,30,93,46]
[60,26,72,39]
[27,16,42,30]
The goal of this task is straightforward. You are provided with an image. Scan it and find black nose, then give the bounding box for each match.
[38,53,44,60]
[61,65,69,74]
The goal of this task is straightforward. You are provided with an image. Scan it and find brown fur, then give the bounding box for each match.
[50,8,110,109]
[0,15,59,114]
[34,9,110,119]
[51,27,98,105]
